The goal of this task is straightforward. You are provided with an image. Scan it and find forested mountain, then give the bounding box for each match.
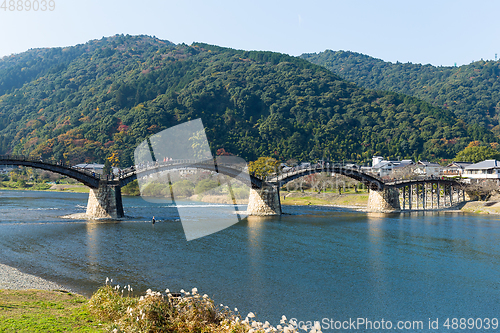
[301,50,500,131]
[0,35,495,167]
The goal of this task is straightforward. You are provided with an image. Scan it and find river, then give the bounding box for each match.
[1,189,499,332]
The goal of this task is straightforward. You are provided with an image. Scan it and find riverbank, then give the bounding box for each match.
[0,182,89,193]
[0,263,103,331]
[146,191,500,215]
[281,191,369,209]
[460,201,500,214]
[0,263,69,291]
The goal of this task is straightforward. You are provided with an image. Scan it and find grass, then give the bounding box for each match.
[0,289,104,332]
[282,196,332,206]
[281,192,369,207]
[0,286,299,333]
[0,181,90,193]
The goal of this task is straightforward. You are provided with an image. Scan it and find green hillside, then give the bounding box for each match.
[0,35,495,167]
[301,50,500,131]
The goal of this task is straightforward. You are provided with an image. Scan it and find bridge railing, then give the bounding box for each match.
[265,162,367,182]
[125,158,249,180]
[0,154,106,180]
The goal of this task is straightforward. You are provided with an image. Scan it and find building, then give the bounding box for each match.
[73,163,120,175]
[0,165,15,175]
[415,161,442,176]
[369,156,415,177]
[442,162,472,177]
[462,160,500,179]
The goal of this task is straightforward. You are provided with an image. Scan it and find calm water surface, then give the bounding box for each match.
[1,190,500,331]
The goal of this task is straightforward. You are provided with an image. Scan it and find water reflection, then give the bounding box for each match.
[366,214,389,312]
[85,222,99,280]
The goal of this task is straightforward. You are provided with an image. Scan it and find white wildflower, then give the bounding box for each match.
[277,325,282,330]
[247,312,256,318]
[314,322,321,330]
[234,307,238,312]
[191,287,198,294]
[165,288,170,293]
[180,289,185,293]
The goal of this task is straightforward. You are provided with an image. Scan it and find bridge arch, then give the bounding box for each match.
[267,165,385,190]
[120,161,263,188]
[0,155,100,188]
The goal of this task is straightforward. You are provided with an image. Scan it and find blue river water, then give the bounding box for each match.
[1,190,500,332]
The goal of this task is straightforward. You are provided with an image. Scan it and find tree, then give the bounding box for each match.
[454,145,500,163]
[103,159,112,176]
[107,152,120,167]
[248,157,280,178]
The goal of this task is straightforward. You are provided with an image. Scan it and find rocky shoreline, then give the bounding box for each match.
[0,263,70,292]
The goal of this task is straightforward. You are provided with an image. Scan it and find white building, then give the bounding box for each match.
[370,156,415,177]
[415,161,442,176]
[0,165,15,174]
[442,162,472,177]
[463,160,500,179]
[73,163,120,175]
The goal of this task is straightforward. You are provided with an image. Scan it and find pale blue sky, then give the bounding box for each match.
[1,0,499,66]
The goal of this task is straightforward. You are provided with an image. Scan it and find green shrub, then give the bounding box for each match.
[172,180,195,198]
[230,187,249,199]
[122,180,140,196]
[89,286,252,333]
[194,179,220,194]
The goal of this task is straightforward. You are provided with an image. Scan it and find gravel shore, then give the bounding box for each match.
[0,263,69,291]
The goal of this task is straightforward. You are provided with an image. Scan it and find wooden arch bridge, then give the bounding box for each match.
[0,155,467,218]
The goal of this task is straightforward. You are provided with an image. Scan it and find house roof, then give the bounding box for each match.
[393,160,414,168]
[418,161,441,167]
[372,161,396,169]
[74,163,105,169]
[446,161,472,168]
[465,160,500,170]
[73,163,120,172]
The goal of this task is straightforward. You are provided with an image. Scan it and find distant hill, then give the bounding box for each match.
[0,35,495,167]
[301,50,500,132]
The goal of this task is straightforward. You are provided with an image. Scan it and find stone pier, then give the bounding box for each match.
[247,185,282,216]
[367,188,401,212]
[86,181,124,218]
